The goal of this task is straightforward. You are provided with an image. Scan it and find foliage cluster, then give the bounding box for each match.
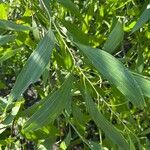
[0,0,150,149]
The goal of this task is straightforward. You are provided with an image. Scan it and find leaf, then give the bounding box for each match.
[0,4,8,20]
[84,90,129,149]
[76,43,145,108]
[57,0,83,20]
[132,72,150,98]
[103,20,124,54]
[60,130,71,150]
[32,19,40,41]
[61,20,90,45]
[131,3,150,33]
[0,49,19,63]
[141,128,150,135]
[0,35,16,45]
[129,136,136,150]
[0,19,32,31]
[10,29,55,100]
[22,73,74,132]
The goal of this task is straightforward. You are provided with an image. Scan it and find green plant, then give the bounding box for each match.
[0,0,150,149]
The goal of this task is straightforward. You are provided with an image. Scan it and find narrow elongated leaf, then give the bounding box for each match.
[0,19,32,31]
[11,29,55,100]
[84,90,129,149]
[57,0,83,20]
[0,35,16,45]
[132,3,150,33]
[76,43,145,108]
[103,21,124,54]
[22,73,73,132]
[132,73,150,98]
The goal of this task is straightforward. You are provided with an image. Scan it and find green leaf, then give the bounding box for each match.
[60,130,71,150]
[22,73,74,132]
[0,19,32,31]
[76,43,145,108]
[62,20,90,45]
[131,3,150,33]
[0,35,16,45]
[129,136,136,150]
[0,49,19,63]
[141,128,150,135]
[133,72,150,98]
[0,3,8,20]
[10,29,55,100]
[57,0,83,20]
[103,20,124,54]
[84,90,129,149]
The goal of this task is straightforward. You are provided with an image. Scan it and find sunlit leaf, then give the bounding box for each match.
[0,49,19,63]
[10,29,55,100]
[57,0,83,20]
[103,21,124,54]
[62,20,90,45]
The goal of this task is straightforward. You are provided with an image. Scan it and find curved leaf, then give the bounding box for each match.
[76,43,145,108]
[11,29,55,100]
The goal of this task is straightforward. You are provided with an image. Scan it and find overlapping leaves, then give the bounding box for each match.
[83,90,129,149]
[76,43,145,108]
[22,73,74,132]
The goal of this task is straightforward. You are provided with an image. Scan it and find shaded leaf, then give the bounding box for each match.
[22,73,74,132]
[76,43,145,108]
[84,90,129,149]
